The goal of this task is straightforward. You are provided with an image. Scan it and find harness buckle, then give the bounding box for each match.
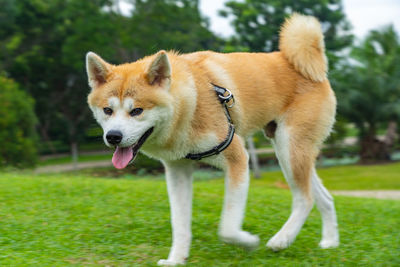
[216,87,235,108]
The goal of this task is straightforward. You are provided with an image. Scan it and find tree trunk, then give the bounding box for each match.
[384,121,398,147]
[247,137,261,178]
[359,134,391,164]
[39,123,57,154]
[71,141,78,170]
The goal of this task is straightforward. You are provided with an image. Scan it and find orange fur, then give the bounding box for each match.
[280,13,328,82]
[87,14,336,192]
[223,136,249,186]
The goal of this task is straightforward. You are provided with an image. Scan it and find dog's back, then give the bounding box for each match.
[180,13,334,139]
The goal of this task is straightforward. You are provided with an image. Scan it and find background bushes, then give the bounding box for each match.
[0,76,37,167]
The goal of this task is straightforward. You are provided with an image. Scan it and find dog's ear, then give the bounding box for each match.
[86,52,111,89]
[146,50,171,87]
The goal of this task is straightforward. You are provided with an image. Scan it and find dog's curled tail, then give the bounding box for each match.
[279,13,328,82]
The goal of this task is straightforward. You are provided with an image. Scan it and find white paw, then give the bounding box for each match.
[319,239,339,249]
[220,230,260,248]
[266,233,292,251]
[157,259,185,266]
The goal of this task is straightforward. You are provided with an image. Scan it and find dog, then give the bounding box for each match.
[85,13,339,266]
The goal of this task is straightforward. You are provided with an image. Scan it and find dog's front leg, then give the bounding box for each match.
[158,160,194,266]
[218,137,260,248]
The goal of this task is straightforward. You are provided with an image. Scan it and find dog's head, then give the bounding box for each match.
[86,51,173,169]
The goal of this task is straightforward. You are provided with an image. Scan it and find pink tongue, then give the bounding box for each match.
[112,146,133,169]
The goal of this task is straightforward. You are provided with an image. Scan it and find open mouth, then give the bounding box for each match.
[111,127,154,169]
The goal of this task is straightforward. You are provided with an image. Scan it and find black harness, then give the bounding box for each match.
[185,84,236,160]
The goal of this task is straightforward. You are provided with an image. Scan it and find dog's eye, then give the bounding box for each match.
[130,108,143,116]
[103,107,113,116]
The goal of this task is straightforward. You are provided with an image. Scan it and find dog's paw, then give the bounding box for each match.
[319,239,339,249]
[220,230,260,249]
[266,233,292,251]
[157,259,185,266]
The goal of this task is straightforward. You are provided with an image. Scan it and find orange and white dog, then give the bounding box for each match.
[86,14,338,265]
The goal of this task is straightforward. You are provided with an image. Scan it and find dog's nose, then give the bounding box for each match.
[106,130,123,145]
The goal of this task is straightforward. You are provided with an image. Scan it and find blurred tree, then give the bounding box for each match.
[0,0,17,42]
[0,0,119,159]
[325,115,348,146]
[0,76,37,167]
[119,0,221,61]
[220,0,353,68]
[333,25,400,163]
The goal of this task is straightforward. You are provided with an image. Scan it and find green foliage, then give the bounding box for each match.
[335,25,400,133]
[124,0,221,57]
[221,0,353,68]
[332,25,400,161]
[0,0,119,148]
[0,170,399,265]
[0,76,37,167]
[325,116,348,145]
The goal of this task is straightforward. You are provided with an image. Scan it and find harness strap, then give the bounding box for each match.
[185,84,236,161]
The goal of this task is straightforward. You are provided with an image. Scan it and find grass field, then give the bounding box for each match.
[0,163,399,266]
[259,162,400,190]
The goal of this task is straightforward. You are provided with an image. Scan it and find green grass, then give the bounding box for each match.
[259,162,400,190]
[0,166,399,266]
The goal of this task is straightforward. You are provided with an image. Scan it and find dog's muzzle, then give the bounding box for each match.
[111,127,154,169]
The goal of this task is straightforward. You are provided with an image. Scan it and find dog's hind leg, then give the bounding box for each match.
[158,160,194,266]
[311,169,339,248]
[218,135,260,248]
[266,122,315,251]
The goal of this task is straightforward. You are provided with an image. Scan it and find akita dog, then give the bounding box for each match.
[86,14,339,265]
